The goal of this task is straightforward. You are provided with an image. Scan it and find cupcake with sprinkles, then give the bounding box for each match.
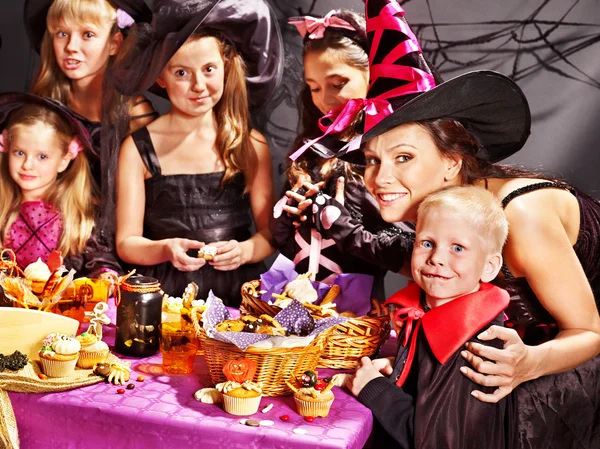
[39,333,81,377]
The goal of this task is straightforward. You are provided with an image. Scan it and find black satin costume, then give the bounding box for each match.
[129,127,265,306]
[493,182,600,449]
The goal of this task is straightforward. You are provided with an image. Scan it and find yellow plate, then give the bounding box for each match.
[0,308,79,360]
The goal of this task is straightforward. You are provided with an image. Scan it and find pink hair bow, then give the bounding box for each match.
[288,10,356,40]
[116,9,135,29]
[0,130,7,153]
[67,136,84,159]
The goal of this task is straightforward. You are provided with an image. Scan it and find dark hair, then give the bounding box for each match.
[419,119,553,184]
[288,9,368,186]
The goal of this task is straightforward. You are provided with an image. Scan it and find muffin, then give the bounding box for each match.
[76,332,109,368]
[217,358,261,415]
[288,370,335,417]
[216,380,262,416]
[24,258,52,295]
[293,387,335,417]
[39,333,81,377]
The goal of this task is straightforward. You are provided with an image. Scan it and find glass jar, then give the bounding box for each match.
[115,275,162,357]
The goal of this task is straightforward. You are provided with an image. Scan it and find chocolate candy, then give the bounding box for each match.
[301,370,317,388]
[94,363,112,377]
[304,416,315,423]
[117,389,125,394]
[245,419,260,427]
[136,376,145,382]
[38,373,48,380]
[126,383,135,390]
[279,415,290,422]
[314,380,326,391]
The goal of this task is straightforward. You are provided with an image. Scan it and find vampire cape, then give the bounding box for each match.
[358,282,516,449]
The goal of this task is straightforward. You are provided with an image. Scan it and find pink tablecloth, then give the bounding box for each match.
[8,305,385,449]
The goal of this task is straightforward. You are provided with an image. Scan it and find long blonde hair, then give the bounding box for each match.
[188,30,257,193]
[0,104,97,257]
[30,0,119,103]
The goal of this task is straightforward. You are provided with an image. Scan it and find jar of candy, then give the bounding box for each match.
[115,275,162,357]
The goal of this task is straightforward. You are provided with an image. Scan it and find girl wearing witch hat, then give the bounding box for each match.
[110,0,283,305]
[24,0,158,277]
[271,9,413,300]
[0,93,111,274]
[308,1,600,448]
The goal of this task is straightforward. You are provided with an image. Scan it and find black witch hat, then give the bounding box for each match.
[109,0,284,112]
[0,92,93,156]
[326,0,531,163]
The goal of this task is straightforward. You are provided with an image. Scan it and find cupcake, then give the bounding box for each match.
[76,332,109,368]
[288,370,335,417]
[39,333,81,377]
[24,258,51,295]
[216,358,262,415]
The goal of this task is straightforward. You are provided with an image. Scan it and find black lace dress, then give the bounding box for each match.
[129,127,265,306]
[494,181,600,449]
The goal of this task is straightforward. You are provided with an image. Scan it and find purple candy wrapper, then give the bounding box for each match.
[260,255,374,317]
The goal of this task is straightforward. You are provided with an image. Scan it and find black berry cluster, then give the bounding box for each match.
[0,350,29,372]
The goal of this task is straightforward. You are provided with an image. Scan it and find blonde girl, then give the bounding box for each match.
[0,93,98,272]
[112,0,283,305]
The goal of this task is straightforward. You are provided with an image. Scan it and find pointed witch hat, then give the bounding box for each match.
[298,0,531,164]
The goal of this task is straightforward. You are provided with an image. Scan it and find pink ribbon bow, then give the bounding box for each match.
[0,130,7,152]
[288,10,356,40]
[393,306,425,347]
[116,8,135,29]
[67,136,84,159]
[288,97,393,161]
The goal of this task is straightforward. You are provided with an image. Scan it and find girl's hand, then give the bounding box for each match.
[347,356,393,396]
[165,238,206,271]
[283,180,325,220]
[208,240,244,271]
[460,325,533,403]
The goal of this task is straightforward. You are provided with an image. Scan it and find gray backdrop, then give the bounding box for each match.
[1,0,599,293]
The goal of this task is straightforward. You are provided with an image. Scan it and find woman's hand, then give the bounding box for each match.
[347,356,394,397]
[460,325,534,403]
[208,240,244,271]
[164,238,206,271]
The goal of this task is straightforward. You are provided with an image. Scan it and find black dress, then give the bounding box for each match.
[130,127,265,306]
[494,181,600,449]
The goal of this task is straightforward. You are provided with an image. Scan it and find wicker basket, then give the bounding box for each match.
[191,308,329,397]
[240,280,390,369]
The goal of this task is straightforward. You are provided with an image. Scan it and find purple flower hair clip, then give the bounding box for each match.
[116,9,135,29]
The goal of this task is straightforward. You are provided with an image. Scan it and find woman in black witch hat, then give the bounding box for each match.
[302,0,600,447]
[110,0,283,305]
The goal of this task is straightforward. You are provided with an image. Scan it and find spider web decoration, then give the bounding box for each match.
[410,0,600,89]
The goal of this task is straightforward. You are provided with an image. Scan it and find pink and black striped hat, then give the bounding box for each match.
[334,0,531,163]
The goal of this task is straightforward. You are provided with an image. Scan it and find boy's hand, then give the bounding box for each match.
[347,356,387,397]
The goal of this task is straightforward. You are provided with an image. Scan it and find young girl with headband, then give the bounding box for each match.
[0,93,100,273]
[271,9,413,300]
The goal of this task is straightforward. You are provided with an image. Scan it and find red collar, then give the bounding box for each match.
[384,282,509,385]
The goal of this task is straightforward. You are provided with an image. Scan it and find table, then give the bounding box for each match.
[8,305,393,449]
